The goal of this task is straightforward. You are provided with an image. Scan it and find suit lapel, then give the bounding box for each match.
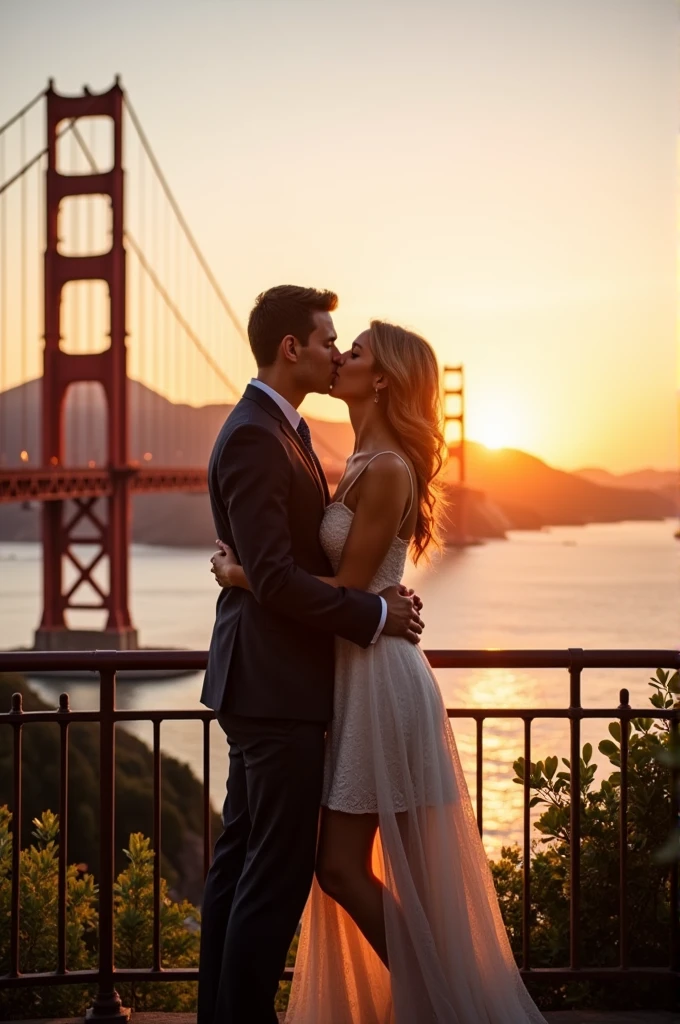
[310,448,331,505]
[277,417,327,504]
[244,384,327,504]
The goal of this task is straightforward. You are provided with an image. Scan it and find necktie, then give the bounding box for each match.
[296,417,316,459]
[297,417,328,499]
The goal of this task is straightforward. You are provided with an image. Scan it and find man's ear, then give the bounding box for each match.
[280,334,298,363]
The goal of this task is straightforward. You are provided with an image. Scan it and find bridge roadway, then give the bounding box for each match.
[0,463,345,503]
[0,466,209,503]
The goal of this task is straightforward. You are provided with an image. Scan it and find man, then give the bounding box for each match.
[197,285,422,1024]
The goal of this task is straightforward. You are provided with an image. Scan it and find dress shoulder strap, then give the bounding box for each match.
[338,451,415,529]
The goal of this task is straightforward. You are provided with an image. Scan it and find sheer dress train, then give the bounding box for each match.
[286,456,546,1024]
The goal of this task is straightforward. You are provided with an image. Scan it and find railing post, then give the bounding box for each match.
[152,719,162,973]
[670,712,679,975]
[86,666,130,1022]
[476,717,484,836]
[568,648,583,971]
[618,688,630,970]
[57,692,70,975]
[203,716,212,880]
[522,716,532,971]
[9,692,23,978]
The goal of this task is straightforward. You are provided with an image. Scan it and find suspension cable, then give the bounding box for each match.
[0,117,82,198]
[0,88,45,137]
[20,116,27,460]
[122,93,247,343]
[70,121,242,402]
[0,134,6,462]
[125,231,241,402]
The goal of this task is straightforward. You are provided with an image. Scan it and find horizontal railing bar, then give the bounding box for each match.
[0,650,209,671]
[1,648,680,672]
[446,708,676,720]
[0,709,213,724]
[0,707,676,725]
[1,964,676,988]
[0,710,103,723]
[426,650,680,670]
[0,706,675,726]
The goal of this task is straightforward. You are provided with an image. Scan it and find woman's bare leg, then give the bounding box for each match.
[314,808,389,966]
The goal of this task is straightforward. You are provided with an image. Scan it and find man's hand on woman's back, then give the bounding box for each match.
[380,585,424,644]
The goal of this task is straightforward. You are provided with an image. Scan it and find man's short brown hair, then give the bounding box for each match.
[247,285,338,368]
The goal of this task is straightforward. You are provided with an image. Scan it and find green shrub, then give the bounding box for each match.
[489,668,678,1010]
[0,808,98,1018]
[0,811,200,1018]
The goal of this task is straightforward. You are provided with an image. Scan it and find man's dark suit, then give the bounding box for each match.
[197,383,383,1024]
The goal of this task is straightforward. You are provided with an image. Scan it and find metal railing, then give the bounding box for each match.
[0,648,678,1017]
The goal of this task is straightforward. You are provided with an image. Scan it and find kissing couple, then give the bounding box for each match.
[197,285,546,1023]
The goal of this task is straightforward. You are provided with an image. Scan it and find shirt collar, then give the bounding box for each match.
[249,378,301,430]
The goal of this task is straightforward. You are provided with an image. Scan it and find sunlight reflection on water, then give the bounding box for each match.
[2,520,678,859]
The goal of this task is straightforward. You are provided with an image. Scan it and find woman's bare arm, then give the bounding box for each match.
[321,454,412,590]
[211,454,412,593]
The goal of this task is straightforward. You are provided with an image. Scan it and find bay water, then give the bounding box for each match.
[1,519,677,856]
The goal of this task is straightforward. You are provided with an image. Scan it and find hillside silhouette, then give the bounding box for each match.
[0,380,674,545]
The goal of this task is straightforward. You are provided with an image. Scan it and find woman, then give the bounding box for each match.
[211,321,546,1023]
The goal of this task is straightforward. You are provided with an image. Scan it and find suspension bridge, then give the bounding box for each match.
[0,77,359,652]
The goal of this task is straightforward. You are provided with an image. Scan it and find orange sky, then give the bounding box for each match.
[1,0,677,473]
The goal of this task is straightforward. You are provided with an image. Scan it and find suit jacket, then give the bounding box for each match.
[200,383,383,721]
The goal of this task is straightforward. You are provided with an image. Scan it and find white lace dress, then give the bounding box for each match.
[286,455,547,1024]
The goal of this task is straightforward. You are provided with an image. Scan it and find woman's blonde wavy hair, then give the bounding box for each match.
[369,320,446,564]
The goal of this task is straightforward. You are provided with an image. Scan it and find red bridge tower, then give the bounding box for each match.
[35,80,138,651]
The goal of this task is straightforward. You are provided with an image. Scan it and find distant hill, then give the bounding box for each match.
[574,467,678,492]
[459,444,676,529]
[0,380,675,545]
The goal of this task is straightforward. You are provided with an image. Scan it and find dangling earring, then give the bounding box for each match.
[374,387,380,404]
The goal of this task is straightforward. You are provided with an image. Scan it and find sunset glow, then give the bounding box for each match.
[0,0,677,474]
[469,404,524,452]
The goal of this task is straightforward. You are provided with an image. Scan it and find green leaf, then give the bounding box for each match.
[544,755,558,780]
[608,722,621,742]
[599,739,618,758]
[583,743,592,764]
[668,671,680,695]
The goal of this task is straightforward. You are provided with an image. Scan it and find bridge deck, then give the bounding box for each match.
[0,466,208,503]
[0,462,346,503]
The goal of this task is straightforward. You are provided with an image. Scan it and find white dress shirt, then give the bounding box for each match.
[250,378,301,430]
[249,378,387,643]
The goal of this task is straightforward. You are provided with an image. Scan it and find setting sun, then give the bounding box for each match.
[476,419,508,451]
[468,399,525,452]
